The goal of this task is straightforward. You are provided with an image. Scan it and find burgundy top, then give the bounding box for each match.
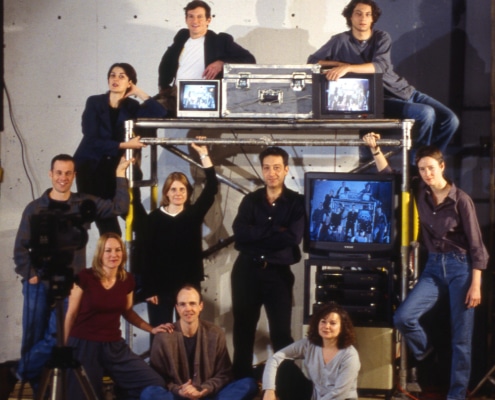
[70,268,135,342]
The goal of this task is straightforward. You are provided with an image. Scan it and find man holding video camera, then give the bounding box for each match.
[12,153,131,393]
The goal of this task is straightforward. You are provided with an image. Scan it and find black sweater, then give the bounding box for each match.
[142,167,218,296]
[158,28,256,89]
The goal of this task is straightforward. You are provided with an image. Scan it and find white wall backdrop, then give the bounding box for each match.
[1,0,490,372]
[0,0,353,363]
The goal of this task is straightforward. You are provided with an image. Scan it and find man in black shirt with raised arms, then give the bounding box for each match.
[231,147,305,379]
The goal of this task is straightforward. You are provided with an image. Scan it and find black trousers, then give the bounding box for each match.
[231,253,295,379]
[275,360,313,400]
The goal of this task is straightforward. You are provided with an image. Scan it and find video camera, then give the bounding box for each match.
[29,199,96,299]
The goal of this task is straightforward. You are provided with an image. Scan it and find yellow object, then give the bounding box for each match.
[151,183,158,210]
[126,188,134,242]
[401,191,410,247]
[412,196,419,241]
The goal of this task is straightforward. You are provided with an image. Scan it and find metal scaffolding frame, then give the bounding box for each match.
[124,117,415,395]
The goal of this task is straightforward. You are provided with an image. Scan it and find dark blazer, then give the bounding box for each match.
[151,320,233,396]
[73,92,167,170]
[158,28,256,89]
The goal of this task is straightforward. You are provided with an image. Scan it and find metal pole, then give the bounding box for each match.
[150,143,159,210]
[134,117,407,131]
[397,119,413,395]
[140,137,402,147]
[124,119,134,348]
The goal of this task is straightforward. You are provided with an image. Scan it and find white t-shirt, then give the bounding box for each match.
[176,36,206,80]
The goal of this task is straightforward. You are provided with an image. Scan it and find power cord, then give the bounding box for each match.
[3,79,36,201]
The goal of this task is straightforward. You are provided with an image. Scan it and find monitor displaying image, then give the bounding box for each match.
[304,172,397,257]
[312,73,384,119]
[177,80,220,118]
[326,78,369,112]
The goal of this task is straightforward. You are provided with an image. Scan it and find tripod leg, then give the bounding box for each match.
[35,365,98,400]
[72,364,98,400]
[35,367,65,400]
[34,298,99,400]
[49,367,65,400]
[36,368,53,400]
[469,364,495,398]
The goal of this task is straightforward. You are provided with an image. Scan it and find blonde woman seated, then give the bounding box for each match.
[262,303,360,400]
[64,233,171,400]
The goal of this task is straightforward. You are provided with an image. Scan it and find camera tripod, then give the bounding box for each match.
[36,296,97,400]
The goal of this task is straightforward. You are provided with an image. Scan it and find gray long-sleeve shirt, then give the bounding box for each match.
[263,339,360,400]
[14,177,130,280]
[308,30,415,101]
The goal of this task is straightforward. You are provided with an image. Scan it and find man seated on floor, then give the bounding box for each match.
[147,285,258,400]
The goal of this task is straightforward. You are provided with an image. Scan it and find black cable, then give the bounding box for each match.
[3,79,36,200]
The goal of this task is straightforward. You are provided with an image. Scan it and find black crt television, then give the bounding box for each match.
[176,79,221,118]
[312,73,384,119]
[304,171,398,259]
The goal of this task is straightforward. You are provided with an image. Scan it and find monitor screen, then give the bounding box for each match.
[312,73,383,119]
[326,78,370,112]
[304,172,398,258]
[177,80,220,118]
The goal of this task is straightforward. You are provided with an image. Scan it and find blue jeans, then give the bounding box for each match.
[384,90,459,154]
[394,252,474,400]
[140,378,259,400]
[18,281,64,391]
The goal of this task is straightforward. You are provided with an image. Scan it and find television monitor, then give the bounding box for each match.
[176,79,221,118]
[312,73,384,119]
[304,171,398,258]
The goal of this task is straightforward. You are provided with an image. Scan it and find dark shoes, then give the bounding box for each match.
[408,346,435,385]
[416,346,434,362]
[0,360,19,400]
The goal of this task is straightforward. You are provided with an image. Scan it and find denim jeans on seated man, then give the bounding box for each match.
[140,377,259,400]
[384,90,459,157]
[18,281,66,392]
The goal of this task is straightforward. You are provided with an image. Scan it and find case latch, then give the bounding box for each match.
[291,73,306,91]
[236,72,251,89]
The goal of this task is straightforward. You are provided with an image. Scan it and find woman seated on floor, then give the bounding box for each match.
[262,302,360,400]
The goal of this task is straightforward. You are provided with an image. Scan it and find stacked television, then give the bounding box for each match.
[304,171,397,322]
[303,171,398,393]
